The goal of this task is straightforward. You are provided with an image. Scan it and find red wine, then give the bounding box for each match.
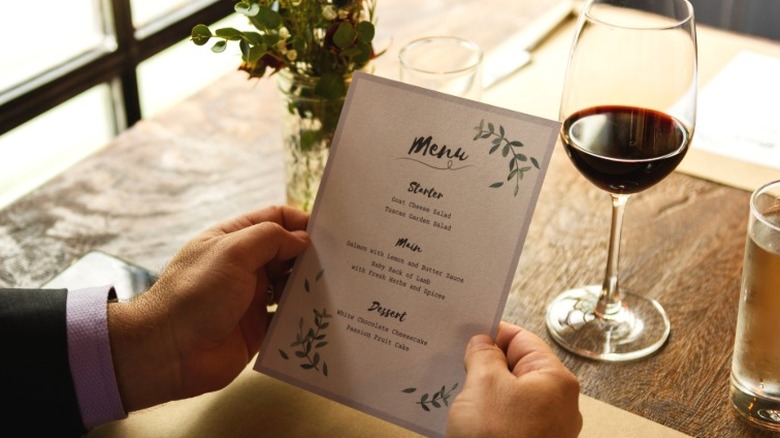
[561,105,690,194]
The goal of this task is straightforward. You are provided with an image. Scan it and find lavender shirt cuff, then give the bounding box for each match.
[66,286,127,428]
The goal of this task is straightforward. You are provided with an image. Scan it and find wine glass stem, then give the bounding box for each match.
[596,193,630,318]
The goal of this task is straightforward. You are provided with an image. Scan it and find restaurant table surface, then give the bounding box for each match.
[3,1,780,437]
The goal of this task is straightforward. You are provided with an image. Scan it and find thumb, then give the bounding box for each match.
[463,334,510,377]
[225,221,310,271]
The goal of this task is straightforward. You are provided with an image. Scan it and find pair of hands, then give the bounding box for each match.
[108,206,581,437]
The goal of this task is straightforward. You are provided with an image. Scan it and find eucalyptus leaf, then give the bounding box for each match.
[257,5,282,28]
[191,24,212,45]
[234,1,260,16]
[215,27,243,40]
[211,40,227,53]
[279,349,289,360]
[402,388,417,393]
[356,21,375,43]
[244,31,263,45]
[333,22,357,49]
[239,40,249,60]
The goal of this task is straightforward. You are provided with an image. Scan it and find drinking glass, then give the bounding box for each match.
[399,36,483,100]
[545,0,697,361]
[731,180,780,431]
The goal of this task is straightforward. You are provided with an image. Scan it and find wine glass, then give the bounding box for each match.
[545,0,697,361]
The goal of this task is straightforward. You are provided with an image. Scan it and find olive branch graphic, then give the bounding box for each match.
[473,119,540,197]
[401,383,459,412]
[278,269,332,376]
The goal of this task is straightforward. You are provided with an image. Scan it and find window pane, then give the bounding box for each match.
[137,14,245,118]
[132,0,218,28]
[0,1,110,93]
[0,85,114,209]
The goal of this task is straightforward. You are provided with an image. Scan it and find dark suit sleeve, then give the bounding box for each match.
[0,288,87,437]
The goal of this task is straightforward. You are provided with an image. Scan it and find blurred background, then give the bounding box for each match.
[0,0,777,210]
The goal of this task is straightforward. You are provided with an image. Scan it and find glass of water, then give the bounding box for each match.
[399,36,483,100]
[731,179,780,431]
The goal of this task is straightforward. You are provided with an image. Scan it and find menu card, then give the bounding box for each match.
[255,73,559,437]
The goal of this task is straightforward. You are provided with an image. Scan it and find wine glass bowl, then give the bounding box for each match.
[545,0,697,361]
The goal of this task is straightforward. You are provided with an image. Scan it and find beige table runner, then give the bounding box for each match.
[88,365,690,437]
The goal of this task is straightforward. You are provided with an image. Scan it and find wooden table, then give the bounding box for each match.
[2,1,780,437]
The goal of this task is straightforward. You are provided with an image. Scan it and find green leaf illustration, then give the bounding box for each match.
[474,120,540,197]
[406,382,460,412]
[287,270,332,376]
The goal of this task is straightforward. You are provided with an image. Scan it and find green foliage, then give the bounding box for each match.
[402,383,460,411]
[474,119,541,197]
[279,270,332,376]
[190,0,381,99]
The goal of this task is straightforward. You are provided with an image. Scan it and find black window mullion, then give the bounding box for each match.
[110,0,142,130]
[0,50,126,137]
[0,1,233,137]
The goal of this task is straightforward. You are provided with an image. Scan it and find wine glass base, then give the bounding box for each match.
[545,285,670,362]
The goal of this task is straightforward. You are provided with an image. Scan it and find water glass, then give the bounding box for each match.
[731,179,780,431]
[399,36,483,100]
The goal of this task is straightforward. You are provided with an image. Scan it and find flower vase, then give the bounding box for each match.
[278,70,350,212]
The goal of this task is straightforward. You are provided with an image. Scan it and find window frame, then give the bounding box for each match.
[0,0,234,136]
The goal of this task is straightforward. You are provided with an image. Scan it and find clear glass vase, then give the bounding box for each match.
[278,70,351,212]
